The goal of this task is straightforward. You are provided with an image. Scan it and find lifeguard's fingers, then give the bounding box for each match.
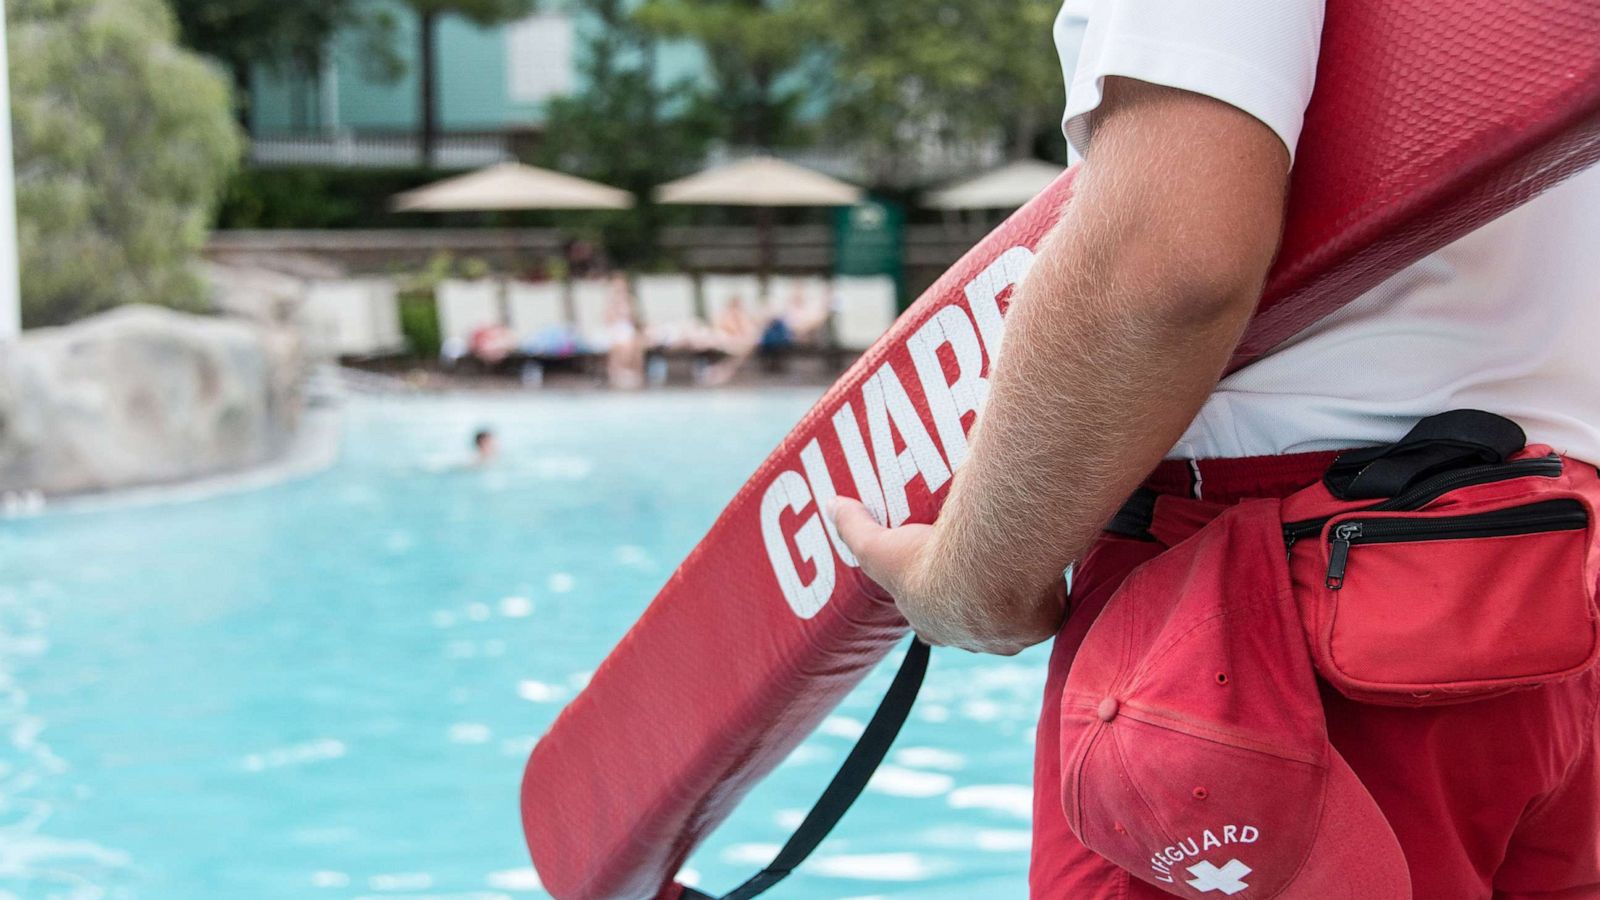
[827,496,883,561]
[830,496,901,587]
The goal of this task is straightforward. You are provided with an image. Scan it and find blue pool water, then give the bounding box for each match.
[0,390,1048,899]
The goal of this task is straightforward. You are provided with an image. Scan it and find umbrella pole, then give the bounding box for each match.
[757,205,775,292]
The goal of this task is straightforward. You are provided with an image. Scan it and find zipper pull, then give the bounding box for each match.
[1326,522,1362,590]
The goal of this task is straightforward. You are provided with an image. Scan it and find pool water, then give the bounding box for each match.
[0,390,1047,899]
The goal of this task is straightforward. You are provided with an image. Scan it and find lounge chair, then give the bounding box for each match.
[506,280,566,338]
[435,279,505,364]
[637,275,700,343]
[638,274,723,384]
[700,273,764,325]
[303,278,406,361]
[569,278,619,354]
[506,279,588,385]
[831,275,899,352]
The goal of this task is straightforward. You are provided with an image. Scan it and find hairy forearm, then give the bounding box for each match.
[925,212,1257,648]
[911,85,1287,653]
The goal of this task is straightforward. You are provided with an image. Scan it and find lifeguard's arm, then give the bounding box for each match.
[832,77,1291,654]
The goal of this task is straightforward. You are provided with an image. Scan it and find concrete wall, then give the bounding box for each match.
[206,223,996,300]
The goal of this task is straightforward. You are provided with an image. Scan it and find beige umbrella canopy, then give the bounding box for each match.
[656,156,863,207]
[391,161,634,212]
[658,156,863,277]
[925,159,1067,210]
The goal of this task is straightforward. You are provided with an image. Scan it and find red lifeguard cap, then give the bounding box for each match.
[1059,501,1411,898]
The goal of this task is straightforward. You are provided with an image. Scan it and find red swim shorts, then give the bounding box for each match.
[1030,452,1600,900]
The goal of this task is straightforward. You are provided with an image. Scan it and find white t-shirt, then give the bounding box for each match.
[1055,0,1600,464]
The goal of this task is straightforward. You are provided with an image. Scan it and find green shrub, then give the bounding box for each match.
[392,252,463,356]
[9,0,242,327]
[217,166,455,230]
[398,290,442,358]
[215,165,659,236]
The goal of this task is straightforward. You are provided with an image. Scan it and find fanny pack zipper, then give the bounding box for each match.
[1283,454,1564,552]
[1324,498,1587,590]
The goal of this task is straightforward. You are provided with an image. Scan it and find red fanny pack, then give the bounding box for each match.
[1279,412,1600,707]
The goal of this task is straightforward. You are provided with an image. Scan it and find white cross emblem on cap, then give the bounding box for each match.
[1186,859,1252,895]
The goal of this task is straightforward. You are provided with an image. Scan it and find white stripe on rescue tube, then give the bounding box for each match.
[758,246,1036,618]
[759,469,838,619]
[800,437,859,568]
[831,401,889,529]
[863,362,952,527]
[908,304,991,470]
[964,245,1033,361]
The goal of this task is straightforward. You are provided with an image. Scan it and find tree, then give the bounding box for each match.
[400,0,535,167]
[169,0,397,124]
[804,0,1063,183]
[8,0,242,327]
[634,0,816,150]
[536,0,716,265]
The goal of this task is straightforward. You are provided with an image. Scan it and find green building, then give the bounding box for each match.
[243,0,1001,185]
[247,1,701,167]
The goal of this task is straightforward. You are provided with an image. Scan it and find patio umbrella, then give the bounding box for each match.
[657,155,863,207]
[656,156,864,277]
[393,163,632,315]
[924,158,1066,210]
[391,161,634,212]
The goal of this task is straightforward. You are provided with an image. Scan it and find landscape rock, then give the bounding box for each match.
[0,304,304,495]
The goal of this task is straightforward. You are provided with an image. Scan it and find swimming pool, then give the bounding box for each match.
[0,390,1047,899]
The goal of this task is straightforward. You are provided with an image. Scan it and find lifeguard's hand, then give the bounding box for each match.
[829,497,1055,654]
[827,497,950,644]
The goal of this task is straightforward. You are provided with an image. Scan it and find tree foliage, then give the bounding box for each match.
[804,0,1064,180]
[9,0,242,327]
[634,0,816,149]
[616,0,1063,180]
[536,0,717,266]
[170,0,388,85]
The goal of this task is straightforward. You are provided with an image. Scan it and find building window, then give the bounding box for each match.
[506,14,574,104]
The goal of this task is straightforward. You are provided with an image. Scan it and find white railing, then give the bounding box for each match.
[249,131,514,169]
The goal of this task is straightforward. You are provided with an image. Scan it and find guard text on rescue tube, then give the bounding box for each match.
[758,247,1035,618]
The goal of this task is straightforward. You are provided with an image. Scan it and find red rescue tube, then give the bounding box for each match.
[523,2,1600,897]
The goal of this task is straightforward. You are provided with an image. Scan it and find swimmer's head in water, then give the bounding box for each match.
[474,429,497,461]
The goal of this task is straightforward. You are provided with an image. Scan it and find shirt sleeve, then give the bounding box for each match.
[1055,0,1325,164]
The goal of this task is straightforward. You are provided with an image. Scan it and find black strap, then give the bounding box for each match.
[1325,410,1526,499]
[1104,487,1158,541]
[681,639,931,900]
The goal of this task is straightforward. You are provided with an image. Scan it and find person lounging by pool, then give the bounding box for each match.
[600,275,648,390]
[701,295,762,386]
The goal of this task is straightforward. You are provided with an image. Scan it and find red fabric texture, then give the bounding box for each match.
[1059,499,1410,898]
[1032,455,1600,899]
[524,1,1600,890]
[1281,447,1600,706]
